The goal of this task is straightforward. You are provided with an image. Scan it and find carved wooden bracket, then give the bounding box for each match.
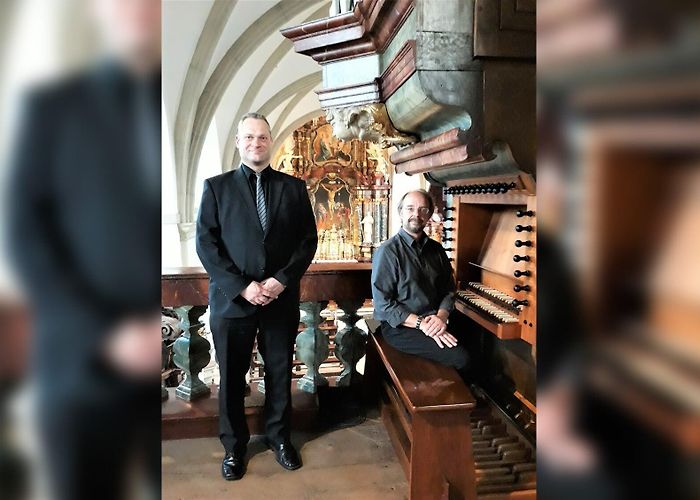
[325,103,417,148]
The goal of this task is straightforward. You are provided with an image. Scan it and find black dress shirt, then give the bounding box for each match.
[239,163,270,205]
[371,228,456,328]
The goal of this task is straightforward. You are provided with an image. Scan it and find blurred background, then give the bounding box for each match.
[1,1,99,499]
[1,1,161,500]
[537,0,700,498]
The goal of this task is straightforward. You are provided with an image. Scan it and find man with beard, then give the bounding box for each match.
[371,190,468,372]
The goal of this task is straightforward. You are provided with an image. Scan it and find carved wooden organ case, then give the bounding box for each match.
[283,0,537,496]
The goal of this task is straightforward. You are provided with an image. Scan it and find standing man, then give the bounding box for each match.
[196,113,317,480]
[371,190,469,372]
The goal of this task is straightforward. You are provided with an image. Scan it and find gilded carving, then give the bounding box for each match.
[271,115,392,261]
[325,103,416,148]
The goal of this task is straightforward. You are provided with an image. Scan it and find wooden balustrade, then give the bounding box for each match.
[161,263,372,439]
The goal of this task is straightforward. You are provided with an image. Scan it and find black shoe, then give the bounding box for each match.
[267,440,302,470]
[221,451,245,481]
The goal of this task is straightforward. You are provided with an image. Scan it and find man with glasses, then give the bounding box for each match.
[371,189,468,372]
[196,113,317,480]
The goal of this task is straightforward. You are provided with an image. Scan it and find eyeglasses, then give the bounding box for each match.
[402,206,431,216]
[240,134,270,143]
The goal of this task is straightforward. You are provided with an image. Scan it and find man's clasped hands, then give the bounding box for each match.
[418,313,459,348]
[240,277,286,306]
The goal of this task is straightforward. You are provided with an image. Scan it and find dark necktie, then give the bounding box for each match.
[255,172,268,232]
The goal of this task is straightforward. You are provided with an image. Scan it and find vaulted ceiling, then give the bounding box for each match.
[162,0,328,223]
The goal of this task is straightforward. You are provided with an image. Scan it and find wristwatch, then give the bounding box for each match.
[415,315,425,330]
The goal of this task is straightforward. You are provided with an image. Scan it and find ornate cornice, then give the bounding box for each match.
[379,39,416,101]
[280,0,414,64]
[316,81,381,109]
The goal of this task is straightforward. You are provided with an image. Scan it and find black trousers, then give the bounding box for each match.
[210,302,299,454]
[381,323,469,372]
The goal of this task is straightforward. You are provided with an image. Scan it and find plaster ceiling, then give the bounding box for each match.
[163,0,328,221]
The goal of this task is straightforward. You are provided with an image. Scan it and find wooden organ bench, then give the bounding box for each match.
[366,326,537,499]
[365,327,477,500]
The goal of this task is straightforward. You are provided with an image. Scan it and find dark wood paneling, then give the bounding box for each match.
[162,383,318,440]
[162,263,373,307]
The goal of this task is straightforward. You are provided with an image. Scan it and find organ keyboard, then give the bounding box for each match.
[457,290,520,323]
[456,282,523,339]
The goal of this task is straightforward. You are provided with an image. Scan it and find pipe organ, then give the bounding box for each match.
[282,0,536,497]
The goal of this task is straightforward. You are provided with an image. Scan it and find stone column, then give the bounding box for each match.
[177,222,196,266]
[172,305,211,401]
[295,301,329,393]
[334,298,366,386]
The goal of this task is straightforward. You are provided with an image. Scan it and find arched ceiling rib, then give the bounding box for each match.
[172,0,236,219]
[272,91,309,139]
[222,2,327,166]
[184,0,324,219]
[227,71,321,172]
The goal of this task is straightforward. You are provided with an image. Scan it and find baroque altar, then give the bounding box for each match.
[272,116,391,261]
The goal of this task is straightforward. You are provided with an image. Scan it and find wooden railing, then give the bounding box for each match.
[161,263,373,402]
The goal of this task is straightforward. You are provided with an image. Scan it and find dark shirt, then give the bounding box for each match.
[239,163,270,205]
[371,228,456,328]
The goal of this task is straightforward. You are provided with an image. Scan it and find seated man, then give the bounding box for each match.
[371,189,468,373]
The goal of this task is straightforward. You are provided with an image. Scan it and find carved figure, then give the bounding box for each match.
[325,103,416,148]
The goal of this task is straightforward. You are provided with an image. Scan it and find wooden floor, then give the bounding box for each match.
[162,412,408,500]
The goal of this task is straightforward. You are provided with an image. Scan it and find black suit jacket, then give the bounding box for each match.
[6,61,161,389]
[196,166,318,319]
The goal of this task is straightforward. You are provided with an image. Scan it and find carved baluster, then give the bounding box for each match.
[295,301,329,393]
[161,341,169,401]
[172,305,211,401]
[161,311,183,401]
[334,298,367,386]
[256,349,266,394]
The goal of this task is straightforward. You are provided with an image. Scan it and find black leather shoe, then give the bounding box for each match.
[221,452,245,481]
[267,441,302,470]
